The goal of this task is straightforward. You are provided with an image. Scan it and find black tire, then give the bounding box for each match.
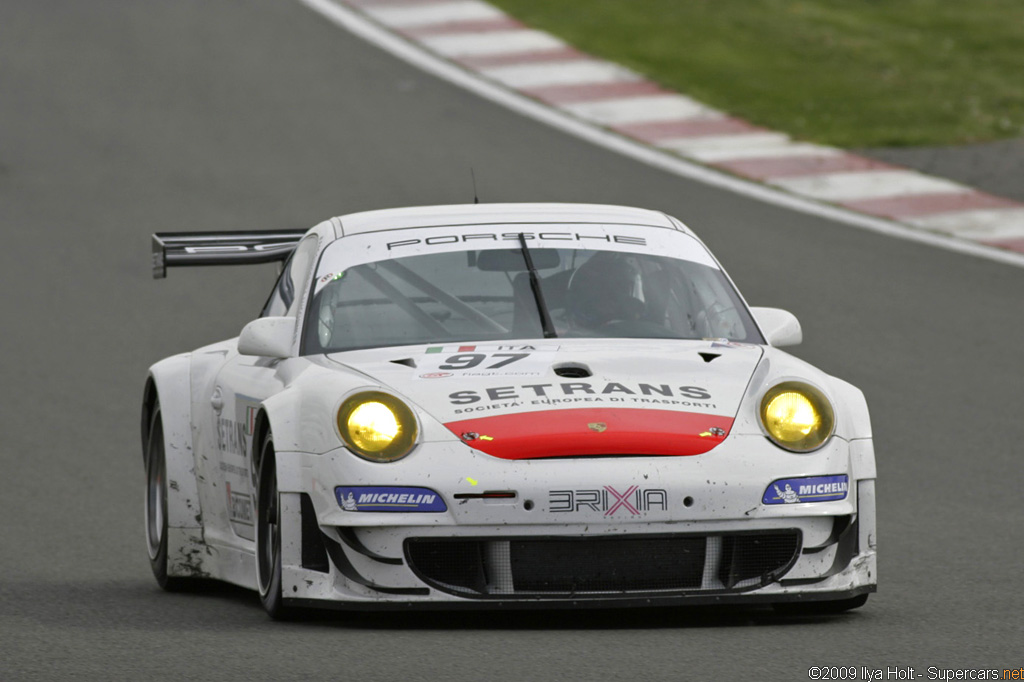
[144,402,186,591]
[256,431,291,619]
[773,593,869,616]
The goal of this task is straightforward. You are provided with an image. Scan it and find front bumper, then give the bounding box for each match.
[275,436,877,609]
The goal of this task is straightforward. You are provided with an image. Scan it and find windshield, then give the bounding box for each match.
[302,246,762,354]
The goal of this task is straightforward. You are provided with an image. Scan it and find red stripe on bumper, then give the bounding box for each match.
[445,408,732,459]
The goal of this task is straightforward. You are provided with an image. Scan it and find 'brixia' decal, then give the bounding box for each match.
[445,407,732,459]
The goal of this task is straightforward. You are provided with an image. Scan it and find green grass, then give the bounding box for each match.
[486,0,1024,147]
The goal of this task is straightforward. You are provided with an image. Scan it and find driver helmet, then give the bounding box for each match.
[566,252,645,329]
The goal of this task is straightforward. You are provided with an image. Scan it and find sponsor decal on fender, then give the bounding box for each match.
[762,475,849,505]
[216,396,260,456]
[226,482,254,526]
[335,486,447,512]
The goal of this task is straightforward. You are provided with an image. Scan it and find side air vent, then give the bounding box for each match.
[299,494,329,573]
[698,352,720,363]
[553,363,591,378]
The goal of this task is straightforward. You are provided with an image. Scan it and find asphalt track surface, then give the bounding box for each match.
[2,1,1022,679]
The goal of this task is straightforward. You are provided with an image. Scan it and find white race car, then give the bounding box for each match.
[143,203,876,617]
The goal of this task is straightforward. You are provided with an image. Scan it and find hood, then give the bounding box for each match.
[327,339,763,459]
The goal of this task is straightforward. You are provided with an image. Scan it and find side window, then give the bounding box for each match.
[261,257,295,317]
[260,236,319,318]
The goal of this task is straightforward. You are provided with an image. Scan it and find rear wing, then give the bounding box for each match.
[151,230,307,279]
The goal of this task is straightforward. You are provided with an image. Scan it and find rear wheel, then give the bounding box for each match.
[256,431,291,619]
[144,403,185,591]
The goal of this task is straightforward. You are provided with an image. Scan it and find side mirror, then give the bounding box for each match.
[750,307,803,347]
[238,317,295,358]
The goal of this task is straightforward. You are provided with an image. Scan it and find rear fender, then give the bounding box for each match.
[145,354,204,532]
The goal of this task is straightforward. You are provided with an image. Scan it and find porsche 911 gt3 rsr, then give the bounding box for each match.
[142,203,877,617]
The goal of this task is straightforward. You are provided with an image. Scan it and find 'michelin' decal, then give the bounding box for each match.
[762,475,849,504]
[335,486,447,512]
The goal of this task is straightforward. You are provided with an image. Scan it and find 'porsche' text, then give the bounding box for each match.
[387,232,647,250]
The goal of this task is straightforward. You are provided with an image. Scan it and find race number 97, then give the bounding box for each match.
[438,353,527,370]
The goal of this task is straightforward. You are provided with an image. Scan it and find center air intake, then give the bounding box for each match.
[553,363,591,378]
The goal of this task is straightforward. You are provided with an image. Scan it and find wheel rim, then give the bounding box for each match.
[145,417,165,560]
[257,440,279,596]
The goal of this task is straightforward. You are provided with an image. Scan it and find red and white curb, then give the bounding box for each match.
[303,0,1024,263]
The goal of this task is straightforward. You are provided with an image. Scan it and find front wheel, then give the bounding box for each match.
[255,432,291,619]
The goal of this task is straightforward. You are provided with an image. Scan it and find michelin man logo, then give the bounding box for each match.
[773,483,801,504]
[341,492,358,511]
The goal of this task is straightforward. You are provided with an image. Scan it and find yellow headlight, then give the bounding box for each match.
[759,382,835,452]
[338,391,418,462]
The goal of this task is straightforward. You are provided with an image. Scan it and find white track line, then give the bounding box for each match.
[769,170,972,202]
[482,61,641,88]
[563,94,720,125]
[297,0,1024,269]
[659,133,793,157]
[691,143,844,162]
[909,208,1024,240]
[363,1,503,28]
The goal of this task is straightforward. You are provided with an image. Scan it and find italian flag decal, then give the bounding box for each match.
[427,345,477,353]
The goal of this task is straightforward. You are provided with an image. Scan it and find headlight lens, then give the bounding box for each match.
[759,381,835,452]
[338,391,418,462]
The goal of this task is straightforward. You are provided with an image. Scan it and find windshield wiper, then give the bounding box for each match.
[518,233,557,339]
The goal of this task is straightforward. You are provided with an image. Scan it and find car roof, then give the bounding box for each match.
[332,203,686,237]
